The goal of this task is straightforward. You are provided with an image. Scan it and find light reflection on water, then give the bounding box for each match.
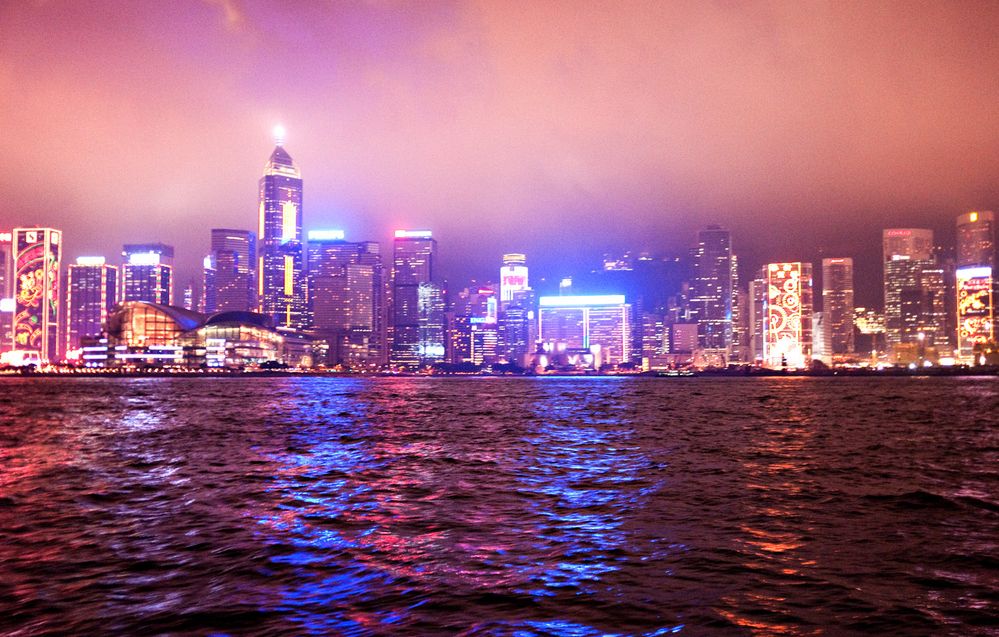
[0,376,996,636]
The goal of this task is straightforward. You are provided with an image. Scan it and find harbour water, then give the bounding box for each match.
[0,376,996,635]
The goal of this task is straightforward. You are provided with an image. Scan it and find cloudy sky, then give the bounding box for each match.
[1,0,997,304]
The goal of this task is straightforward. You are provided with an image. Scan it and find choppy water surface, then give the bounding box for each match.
[0,377,997,636]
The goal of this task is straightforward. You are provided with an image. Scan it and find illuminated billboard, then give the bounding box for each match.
[956,266,993,358]
[500,264,529,302]
[764,262,812,369]
[13,228,61,361]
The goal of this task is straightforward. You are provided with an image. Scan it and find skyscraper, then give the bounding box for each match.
[66,256,118,353]
[211,228,256,312]
[258,127,305,330]
[390,229,441,368]
[955,212,995,361]
[500,253,529,303]
[882,229,945,350]
[201,255,217,314]
[0,232,12,353]
[538,294,632,367]
[689,225,733,353]
[822,258,855,356]
[307,230,385,367]
[763,262,813,369]
[748,277,767,364]
[448,286,499,366]
[122,243,173,305]
[12,227,61,362]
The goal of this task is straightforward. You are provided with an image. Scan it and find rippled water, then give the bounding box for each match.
[0,377,997,636]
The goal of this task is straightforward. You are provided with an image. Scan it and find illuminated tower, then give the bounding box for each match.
[12,227,61,362]
[201,255,217,314]
[66,256,118,353]
[258,126,306,329]
[763,262,813,369]
[689,225,733,352]
[822,258,855,356]
[499,253,529,303]
[390,230,442,368]
[955,212,995,360]
[122,243,173,305]
[211,228,256,312]
[0,232,12,352]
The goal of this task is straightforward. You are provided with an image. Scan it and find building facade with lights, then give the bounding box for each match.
[537,294,631,367]
[821,257,855,357]
[66,257,118,354]
[258,131,306,330]
[882,229,947,352]
[122,243,173,305]
[0,232,12,353]
[210,228,256,313]
[306,231,385,367]
[955,212,995,362]
[763,262,813,369]
[12,227,61,362]
[390,230,444,368]
[689,225,734,353]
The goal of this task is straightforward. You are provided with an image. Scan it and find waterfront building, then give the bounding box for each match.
[390,229,443,368]
[955,212,995,362]
[689,225,733,353]
[12,227,61,362]
[497,288,535,366]
[763,262,813,369]
[748,277,767,364]
[306,230,385,367]
[538,294,631,367]
[883,229,943,350]
[0,232,12,353]
[258,127,306,330]
[122,243,173,305]
[201,255,216,314]
[822,258,855,356]
[449,286,499,366]
[499,253,529,303]
[211,228,256,312]
[66,256,118,353]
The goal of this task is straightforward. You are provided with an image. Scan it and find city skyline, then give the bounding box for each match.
[2,2,998,306]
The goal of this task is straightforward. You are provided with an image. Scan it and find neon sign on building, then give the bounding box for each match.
[956,266,994,359]
[764,262,812,369]
[13,228,61,362]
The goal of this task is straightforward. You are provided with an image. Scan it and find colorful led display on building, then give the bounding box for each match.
[764,262,812,369]
[13,228,61,361]
[956,266,994,359]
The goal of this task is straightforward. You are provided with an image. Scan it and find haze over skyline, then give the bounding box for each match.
[2,0,998,305]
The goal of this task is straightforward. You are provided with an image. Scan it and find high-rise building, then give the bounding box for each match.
[201,255,217,314]
[258,127,306,330]
[211,228,256,313]
[763,262,813,369]
[882,229,946,350]
[498,288,536,366]
[0,232,13,353]
[499,253,529,303]
[307,230,385,367]
[748,277,767,364]
[390,230,442,368]
[122,243,173,305]
[822,258,855,356]
[538,294,632,366]
[12,227,61,362]
[66,256,118,353]
[955,212,995,361]
[689,225,733,352]
[448,286,499,366]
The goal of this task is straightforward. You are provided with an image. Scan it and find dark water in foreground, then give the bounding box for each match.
[0,377,997,636]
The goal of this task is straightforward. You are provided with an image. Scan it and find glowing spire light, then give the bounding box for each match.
[273,124,286,146]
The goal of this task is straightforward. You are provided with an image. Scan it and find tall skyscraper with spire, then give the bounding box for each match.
[258,126,306,329]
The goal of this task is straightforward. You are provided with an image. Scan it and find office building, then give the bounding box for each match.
[211,228,256,312]
[822,258,855,356]
[449,286,499,366]
[955,212,995,361]
[956,211,995,268]
[66,256,118,353]
[307,230,385,367]
[122,243,173,305]
[882,229,942,350]
[538,294,631,367]
[499,253,529,303]
[763,262,813,369]
[12,227,61,362]
[201,255,216,314]
[258,127,306,329]
[689,225,733,352]
[390,230,442,368]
